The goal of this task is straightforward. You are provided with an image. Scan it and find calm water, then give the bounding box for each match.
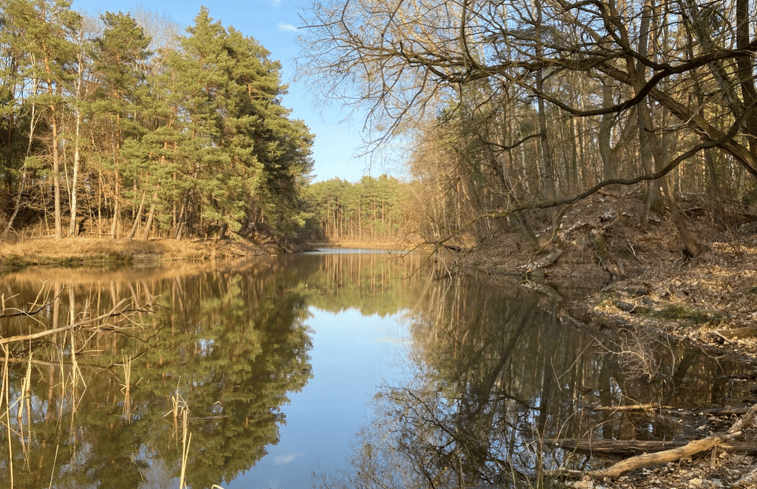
[0,250,753,488]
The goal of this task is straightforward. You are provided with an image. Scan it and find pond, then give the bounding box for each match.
[0,250,753,488]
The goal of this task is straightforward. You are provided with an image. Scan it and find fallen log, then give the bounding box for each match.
[585,432,740,478]
[589,404,752,416]
[544,438,757,457]
[719,324,757,339]
[585,403,757,479]
[591,404,673,412]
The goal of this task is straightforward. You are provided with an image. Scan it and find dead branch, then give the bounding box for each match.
[544,438,757,457]
[0,292,62,319]
[585,403,757,479]
[0,302,52,319]
[0,300,150,345]
[591,404,674,412]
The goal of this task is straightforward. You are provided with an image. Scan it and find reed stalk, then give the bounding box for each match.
[16,352,33,471]
[48,444,59,489]
[2,343,14,488]
[121,354,132,421]
[179,399,191,489]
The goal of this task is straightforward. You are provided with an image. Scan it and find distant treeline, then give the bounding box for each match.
[302,175,419,245]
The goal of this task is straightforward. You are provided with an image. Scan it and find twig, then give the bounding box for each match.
[0,296,59,319]
[591,403,674,412]
[0,300,150,345]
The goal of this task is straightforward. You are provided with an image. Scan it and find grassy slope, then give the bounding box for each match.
[0,237,273,269]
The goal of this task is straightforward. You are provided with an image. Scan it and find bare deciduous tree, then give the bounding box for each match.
[300,0,757,250]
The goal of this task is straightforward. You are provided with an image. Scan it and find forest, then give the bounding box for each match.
[3,0,757,253]
[299,0,757,255]
[302,175,418,244]
[0,2,314,244]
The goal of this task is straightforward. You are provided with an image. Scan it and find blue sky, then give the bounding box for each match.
[71,0,383,183]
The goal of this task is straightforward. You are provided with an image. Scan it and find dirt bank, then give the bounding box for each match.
[0,236,279,270]
[454,191,757,487]
[456,192,757,361]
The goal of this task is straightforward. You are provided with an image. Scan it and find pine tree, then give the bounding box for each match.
[90,11,151,238]
[4,0,80,238]
[166,8,313,240]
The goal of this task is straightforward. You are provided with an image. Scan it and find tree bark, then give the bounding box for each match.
[127,190,146,240]
[534,0,556,202]
[142,192,158,240]
[69,43,84,237]
[737,0,757,154]
[51,108,62,239]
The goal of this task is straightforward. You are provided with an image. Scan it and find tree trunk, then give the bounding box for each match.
[127,190,146,240]
[51,109,62,239]
[142,192,158,240]
[110,172,120,239]
[599,77,616,182]
[69,48,84,237]
[535,0,556,202]
[737,0,757,154]
[174,191,190,239]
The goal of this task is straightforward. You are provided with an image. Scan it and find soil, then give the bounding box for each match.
[455,190,757,488]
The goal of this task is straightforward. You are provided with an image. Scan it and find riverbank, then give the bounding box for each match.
[454,192,757,363]
[308,239,417,251]
[0,236,413,271]
[454,191,757,488]
[0,236,278,270]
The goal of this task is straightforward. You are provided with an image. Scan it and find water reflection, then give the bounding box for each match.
[327,275,755,488]
[0,253,753,488]
[1,263,314,488]
[0,252,426,488]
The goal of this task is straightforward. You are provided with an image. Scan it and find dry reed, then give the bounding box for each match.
[167,390,192,489]
[16,352,33,471]
[48,445,59,489]
[1,343,13,487]
[121,354,132,422]
[180,406,192,489]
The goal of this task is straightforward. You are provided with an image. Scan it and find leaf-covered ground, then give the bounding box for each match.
[460,191,757,488]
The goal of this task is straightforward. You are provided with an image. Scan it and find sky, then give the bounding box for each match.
[70,0,390,183]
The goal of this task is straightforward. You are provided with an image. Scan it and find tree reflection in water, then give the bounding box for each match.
[0,260,313,489]
[1,255,752,488]
[0,251,427,488]
[321,276,754,489]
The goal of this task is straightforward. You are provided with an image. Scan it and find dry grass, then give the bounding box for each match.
[0,237,271,272]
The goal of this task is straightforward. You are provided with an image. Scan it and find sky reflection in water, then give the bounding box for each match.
[233,308,411,489]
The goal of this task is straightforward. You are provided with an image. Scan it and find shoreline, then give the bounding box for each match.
[0,236,419,271]
[3,215,757,486]
[3,225,755,368]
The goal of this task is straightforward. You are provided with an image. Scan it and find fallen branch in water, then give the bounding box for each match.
[544,438,757,456]
[584,403,757,479]
[0,299,151,345]
[591,403,674,412]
